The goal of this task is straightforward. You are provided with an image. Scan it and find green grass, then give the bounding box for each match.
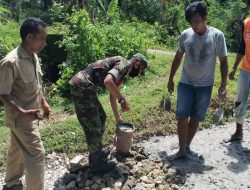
[0,21,20,59]
[0,126,10,171]
[0,49,243,172]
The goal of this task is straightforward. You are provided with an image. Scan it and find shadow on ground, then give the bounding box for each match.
[226,141,250,173]
[157,150,214,186]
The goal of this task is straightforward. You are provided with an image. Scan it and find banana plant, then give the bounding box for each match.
[97,0,106,13]
[97,0,118,21]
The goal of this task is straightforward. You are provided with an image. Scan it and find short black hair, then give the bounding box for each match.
[20,17,46,41]
[185,1,208,23]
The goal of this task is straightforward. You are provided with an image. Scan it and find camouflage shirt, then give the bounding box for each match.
[69,56,129,89]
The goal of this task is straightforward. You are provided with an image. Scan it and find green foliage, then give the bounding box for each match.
[41,119,86,153]
[119,0,250,51]
[95,0,120,22]
[22,7,51,24]
[107,0,119,22]
[0,20,20,59]
[1,0,248,53]
[47,2,70,24]
[0,126,9,171]
[223,0,248,51]
[163,3,187,36]
[97,19,158,57]
[97,0,106,13]
[0,2,10,22]
[56,9,105,96]
[56,9,158,97]
[119,0,165,24]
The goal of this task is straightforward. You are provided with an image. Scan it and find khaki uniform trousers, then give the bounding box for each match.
[4,116,45,190]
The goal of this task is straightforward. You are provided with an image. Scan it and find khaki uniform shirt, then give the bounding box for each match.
[0,45,43,127]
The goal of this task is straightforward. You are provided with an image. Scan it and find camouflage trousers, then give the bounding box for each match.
[71,86,106,153]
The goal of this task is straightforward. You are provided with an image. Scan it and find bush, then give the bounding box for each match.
[56,10,158,97]
[47,2,70,24]
[0,21,20,59]
[96,19,158,57]
[56,9,104,97]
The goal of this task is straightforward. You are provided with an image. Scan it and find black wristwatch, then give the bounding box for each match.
[118,96,126,104]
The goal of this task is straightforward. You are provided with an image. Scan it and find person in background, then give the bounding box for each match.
[0,18,51,190]
[167,1,228,160]
[69,53,148,173]
[227,0,250,142]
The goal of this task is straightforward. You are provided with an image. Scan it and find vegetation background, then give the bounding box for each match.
[0,0,249,171]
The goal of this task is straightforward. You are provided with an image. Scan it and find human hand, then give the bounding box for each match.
[116,117,123,125]
[41,101,51,119]
[218,84,227,100]
[120,97,130,112]
[167,80,174,94]
[21,109,42,121]
[229,69,236,80]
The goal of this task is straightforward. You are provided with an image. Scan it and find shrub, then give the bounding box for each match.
[96,19,158,57]
[0,21,20,59]
[56,9,105,97]
[56,10,158,97]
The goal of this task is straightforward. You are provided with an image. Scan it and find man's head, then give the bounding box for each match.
[20,17,47,53]
[128,53,148,77]
[185,1,208,35]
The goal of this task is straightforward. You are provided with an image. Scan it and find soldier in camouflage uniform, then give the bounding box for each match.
[69,53,148,173]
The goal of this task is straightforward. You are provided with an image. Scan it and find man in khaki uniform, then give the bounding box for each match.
[0,18,51,190]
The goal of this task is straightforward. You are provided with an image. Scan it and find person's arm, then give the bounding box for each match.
[104,74,130,122]
[229,54,244,80]
[104,74,123,101]
[0,61,40,120]
[218,56,228,98]
[167,51,184,93]
[229,22,245,80]
[109,93,123,123]
[40,96,51,119]
[0,94,40,121]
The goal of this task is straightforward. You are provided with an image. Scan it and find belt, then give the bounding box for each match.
[84,67,94,77]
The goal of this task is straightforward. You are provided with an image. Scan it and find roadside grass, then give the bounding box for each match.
[0,50,243,172]
[0,126,9,171]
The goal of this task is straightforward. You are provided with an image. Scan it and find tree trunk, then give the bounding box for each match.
[78,0,85,9]
[9,0,19,22]
[43,0,53,11]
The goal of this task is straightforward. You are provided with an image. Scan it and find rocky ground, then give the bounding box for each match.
[143,121,250,190]
[0,120,250,190]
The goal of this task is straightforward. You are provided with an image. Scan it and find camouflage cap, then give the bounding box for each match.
[132,53,148,69]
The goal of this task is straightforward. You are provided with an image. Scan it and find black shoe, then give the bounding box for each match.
[89,148,110,163]
[91,160,116,174]
[100,148,110,159]
[2,183,24,190]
